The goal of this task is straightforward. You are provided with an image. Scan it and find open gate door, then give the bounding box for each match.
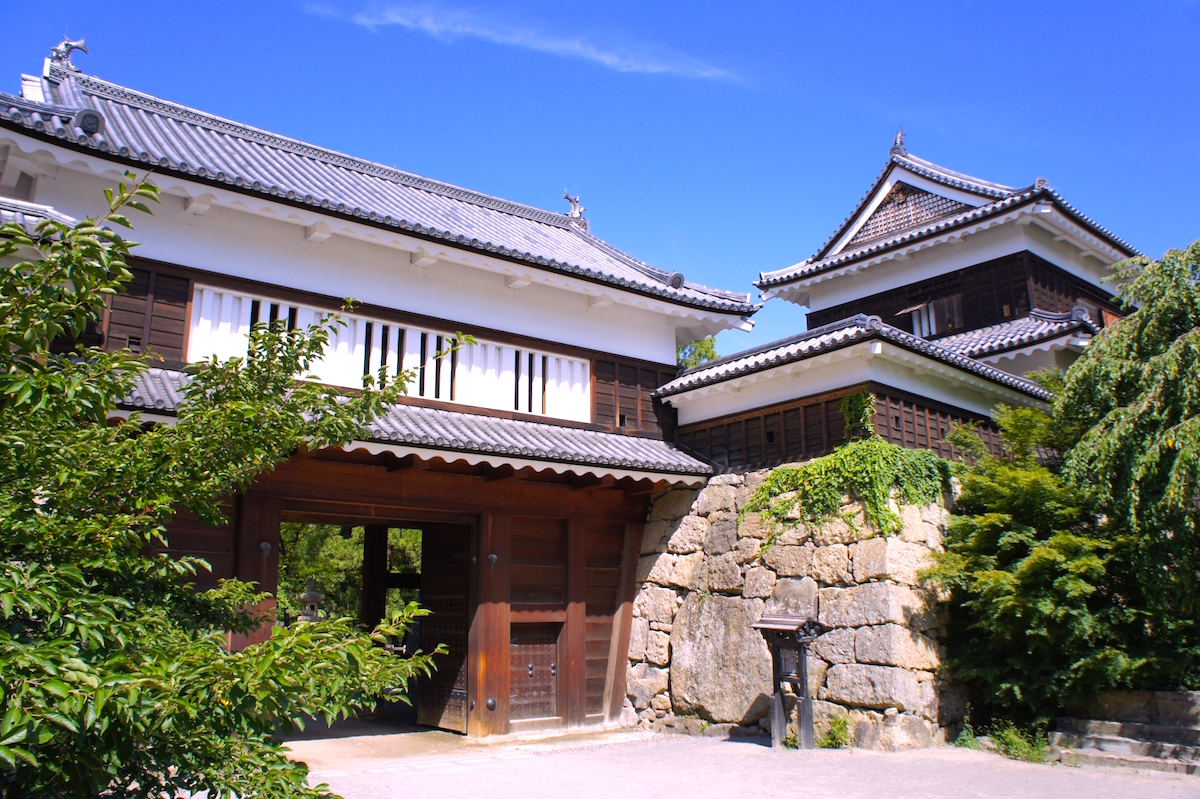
[417,523,471,733]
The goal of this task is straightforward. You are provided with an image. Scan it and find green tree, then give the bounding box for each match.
[1056,241,1200,687]
[677,336,718,369]
[0,175,445,797]
[276,525,421,621]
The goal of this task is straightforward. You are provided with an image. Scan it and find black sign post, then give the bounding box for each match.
[753,614,821,749]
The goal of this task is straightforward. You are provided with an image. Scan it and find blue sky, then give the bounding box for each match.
[4,2,1199,355]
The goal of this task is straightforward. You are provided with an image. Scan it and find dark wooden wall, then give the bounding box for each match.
[592,358,676,438]
[673,382,1003,472]
[806,251,1121,337]
[673,387,855,472]
[100,264,191,367]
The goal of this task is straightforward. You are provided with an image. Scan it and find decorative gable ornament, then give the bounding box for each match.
[847,183,970,248]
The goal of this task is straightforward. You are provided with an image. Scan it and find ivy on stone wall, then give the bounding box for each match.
[741,435,951,540]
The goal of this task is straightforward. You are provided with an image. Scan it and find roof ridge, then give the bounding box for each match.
[659,315,1052,400]
[52,64,579,230]
[674,314,875,378]
[569,225,754,304]
[2,65,757,315]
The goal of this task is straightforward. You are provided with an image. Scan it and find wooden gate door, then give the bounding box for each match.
[417,523,471,733]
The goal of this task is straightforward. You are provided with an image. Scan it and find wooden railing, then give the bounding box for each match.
[186,284,591,422]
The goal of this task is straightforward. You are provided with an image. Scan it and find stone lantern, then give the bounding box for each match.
[298,578,325,623]
[753,613,821,749]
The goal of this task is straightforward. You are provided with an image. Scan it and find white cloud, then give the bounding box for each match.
[313,2,735,81]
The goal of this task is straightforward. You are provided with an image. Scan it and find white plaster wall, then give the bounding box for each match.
[800,222,1115,315]
[30,163,680,365]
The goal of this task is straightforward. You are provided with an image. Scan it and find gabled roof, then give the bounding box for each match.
[656,314,1052,401]
[123,368,711,479]
[1,59,755,316]
[937,307,1099,359]
[757,140,1139,292]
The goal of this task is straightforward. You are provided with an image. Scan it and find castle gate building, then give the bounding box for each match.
[0,46,757,737]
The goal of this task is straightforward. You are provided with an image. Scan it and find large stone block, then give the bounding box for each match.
[850,710,935,750]
[813,517,859,546]
[704,512,737,555]
[818,583,938,630]
[737,511,768,539]
[666,515,710,554]
[695,485,737,516]
[813,627,856,664]
[733,537,761,564]
[641,520,672,555]
[807,655,829,696]
[821,664,923,712]
[852,537,931,585]
[637,552,703,590]
[854,624,940,670]
[708,474,744,487]
[742,567,777,599]
[628,616,649,661]
[736,471,767,510]
[702,553,743,594]
[627,663,669,710]
[646,630,671,666]
[633,585,678,624]
[669,595,772,723]
[764,577,817,619]
[649,489,699,521]
[776,524,812,546]
[812,544,849,584]
[762,544,813,577]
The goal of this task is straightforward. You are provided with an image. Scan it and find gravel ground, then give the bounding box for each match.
[287,731,1198,799]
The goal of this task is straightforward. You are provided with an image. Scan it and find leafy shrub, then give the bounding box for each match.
[816,715,850,749]
[989,722,1048,763]
[741,435,950,541]
[953,705,980,749]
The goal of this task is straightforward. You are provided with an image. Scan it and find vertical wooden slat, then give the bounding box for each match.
[470,513,511,737]
[360,524,388,628]
[230,492,281,650]
[564,519,587,727]
[604,522,642,723]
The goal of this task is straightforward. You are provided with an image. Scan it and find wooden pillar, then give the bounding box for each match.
[604,521,643,723]
[230,491,281,650]
[563,519,587,727]
[469,513,511,737]
[361,524,389,628]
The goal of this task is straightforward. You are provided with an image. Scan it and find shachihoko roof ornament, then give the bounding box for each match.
[49,37,87,72]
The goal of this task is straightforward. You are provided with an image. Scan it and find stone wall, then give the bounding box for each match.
[624,469,966,749]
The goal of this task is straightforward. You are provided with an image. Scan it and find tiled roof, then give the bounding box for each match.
[757,151,1139,291]
[937,307,1100,359]
[656,314,1052,401]
[0,62,754,316]
[122,369,712,477]
[0,196,76,232]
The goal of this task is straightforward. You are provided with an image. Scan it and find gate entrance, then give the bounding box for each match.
[416,523,471,733]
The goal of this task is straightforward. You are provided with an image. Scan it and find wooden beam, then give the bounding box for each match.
[564,519,587,727]
[605,521,643,723]
[469,513,511,737]
[386,453,428,472]
[360,524,388,628]
[229,492,281,650]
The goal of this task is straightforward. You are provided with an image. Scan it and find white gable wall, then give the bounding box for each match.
[796,219,1117,315]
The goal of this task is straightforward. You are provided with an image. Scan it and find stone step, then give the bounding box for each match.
[1051,747,1200,775]
[1050,731,1200,763]
[1057,716,1200,747]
